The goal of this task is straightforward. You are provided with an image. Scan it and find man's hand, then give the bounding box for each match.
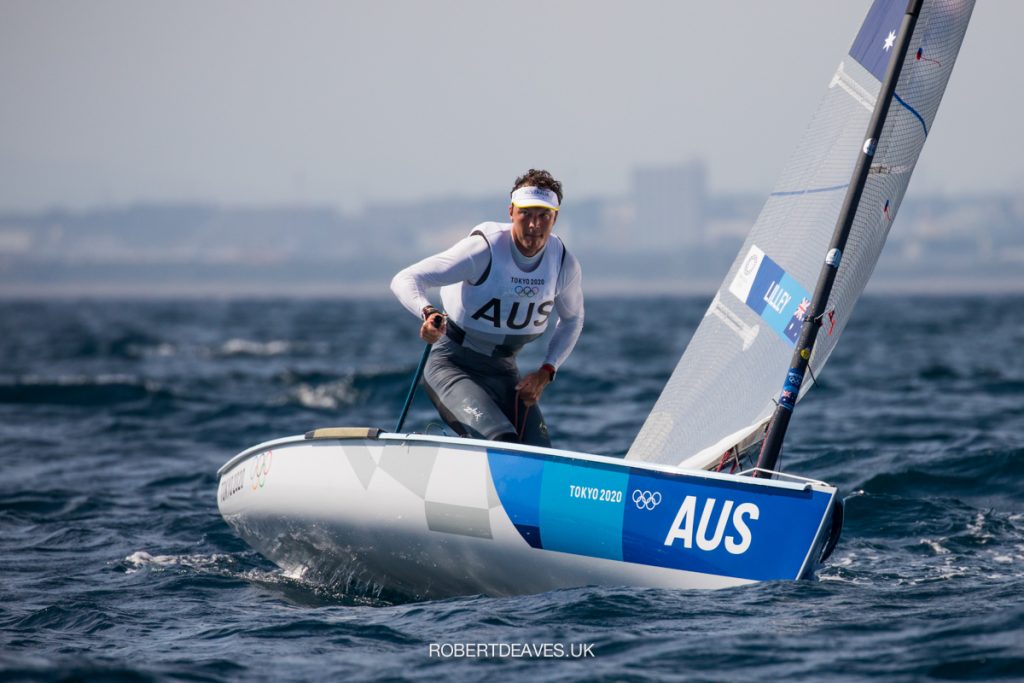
[515,367,553,406]
[420,311,446,343]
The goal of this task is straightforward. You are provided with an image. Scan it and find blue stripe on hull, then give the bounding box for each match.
[487,449,832,582]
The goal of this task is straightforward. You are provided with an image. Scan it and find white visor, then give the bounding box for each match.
[511,186,560,211]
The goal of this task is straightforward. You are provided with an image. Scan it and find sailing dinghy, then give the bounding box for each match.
[217,0,974,599]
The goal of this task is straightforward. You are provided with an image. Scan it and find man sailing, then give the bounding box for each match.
[391,169,584,447]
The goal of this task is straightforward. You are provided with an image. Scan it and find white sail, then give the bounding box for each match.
[627,0,975,468]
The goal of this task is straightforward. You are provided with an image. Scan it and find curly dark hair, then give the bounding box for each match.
[511,169,563,205]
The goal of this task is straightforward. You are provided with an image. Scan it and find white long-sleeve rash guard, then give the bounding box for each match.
[391,230,584,369]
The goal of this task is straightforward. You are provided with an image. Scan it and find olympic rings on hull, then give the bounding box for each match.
[249,450,272,490]
[632,489,662,510]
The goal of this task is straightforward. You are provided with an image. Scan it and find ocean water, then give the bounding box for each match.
[1,295,1022,682]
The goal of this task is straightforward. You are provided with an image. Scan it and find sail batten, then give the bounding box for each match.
[770,184,850,198]
[626,0,975,468]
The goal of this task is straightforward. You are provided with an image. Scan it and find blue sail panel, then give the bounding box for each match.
[850,0,908,81]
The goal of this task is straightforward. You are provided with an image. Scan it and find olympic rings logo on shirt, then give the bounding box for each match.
[250,450,273,490]
[513,285,540,297]
[632,489,662,510]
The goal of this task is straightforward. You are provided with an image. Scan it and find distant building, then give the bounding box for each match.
[2,169,1022,295]
[630,161,707,250]
[361,196,499,255]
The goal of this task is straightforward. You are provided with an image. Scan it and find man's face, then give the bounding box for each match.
[509,205,558,257]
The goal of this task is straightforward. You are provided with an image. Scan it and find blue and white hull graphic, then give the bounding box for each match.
[217,431,840,598]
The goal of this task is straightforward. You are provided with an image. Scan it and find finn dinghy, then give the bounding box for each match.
[217,0,974,599]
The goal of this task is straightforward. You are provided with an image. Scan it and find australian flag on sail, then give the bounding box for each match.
[849,0,908,81]
[783,297,812,344]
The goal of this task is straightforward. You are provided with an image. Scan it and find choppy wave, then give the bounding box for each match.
[218,338,292,357]
[857,448,1024,502]
[0,374,165,405]
[1,296,1022,681]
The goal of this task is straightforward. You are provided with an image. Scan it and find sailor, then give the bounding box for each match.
[391,169,584,447]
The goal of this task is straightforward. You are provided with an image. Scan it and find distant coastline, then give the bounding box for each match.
[2,177,1022,298]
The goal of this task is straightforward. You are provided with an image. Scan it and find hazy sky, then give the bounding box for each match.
[0,1,1015,213]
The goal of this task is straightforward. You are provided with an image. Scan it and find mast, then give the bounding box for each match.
[755,0,924,477]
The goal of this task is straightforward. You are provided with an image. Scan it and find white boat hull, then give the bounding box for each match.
[217,431,839,599]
